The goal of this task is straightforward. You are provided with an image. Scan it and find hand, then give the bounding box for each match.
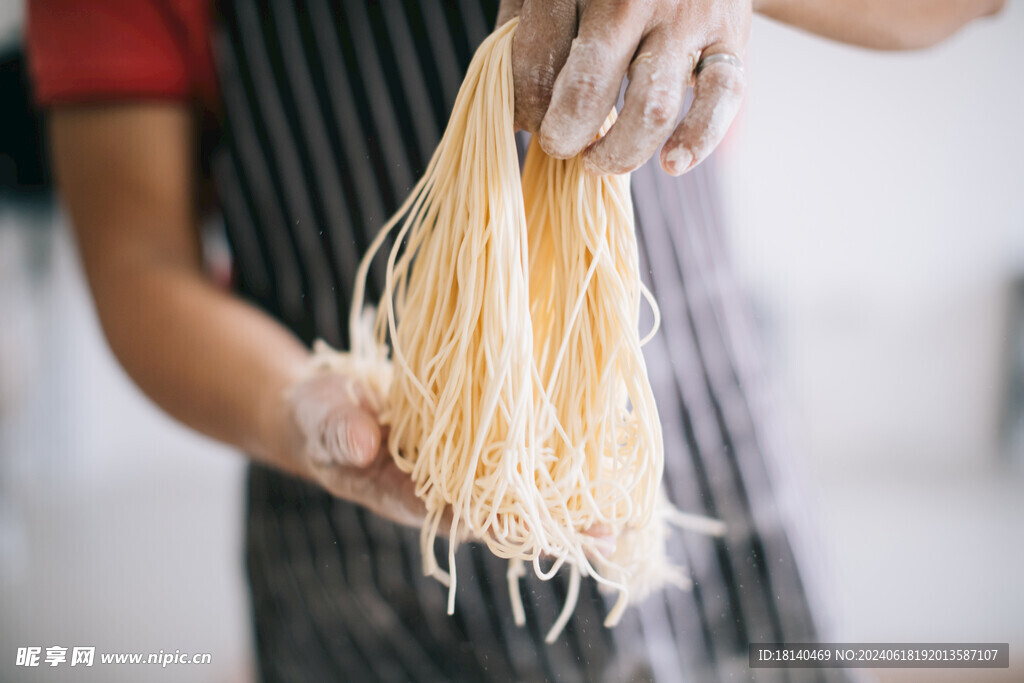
[285,370,427,528]
[498,0,750,176]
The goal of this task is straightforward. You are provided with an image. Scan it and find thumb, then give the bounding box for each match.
[325,407,381,467]
[496,0,524,26]
[511,0,577,132]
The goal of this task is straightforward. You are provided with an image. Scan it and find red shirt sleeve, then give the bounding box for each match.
[26,0,217,109]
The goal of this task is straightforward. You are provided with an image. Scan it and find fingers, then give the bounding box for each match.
[513,0,751,171]
[291,373,382,467]
[511,0,578,131]
[583,28,690,175]
[313,450,429,529]
[329,408,381,467]
[369,458,430,529]
[538,0,647,158]
[304,402,381,468]
[660,43,746,176]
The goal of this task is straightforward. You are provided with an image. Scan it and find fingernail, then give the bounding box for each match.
[337,415,378,466]
[664,147,693,175]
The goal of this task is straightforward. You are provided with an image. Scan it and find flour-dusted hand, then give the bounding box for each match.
[285,370,427,529]
[498,0,750,176]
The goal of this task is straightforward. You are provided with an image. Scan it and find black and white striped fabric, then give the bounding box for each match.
[211,1,845,680]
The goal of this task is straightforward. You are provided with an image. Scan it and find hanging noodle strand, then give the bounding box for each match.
[310,19,725,643]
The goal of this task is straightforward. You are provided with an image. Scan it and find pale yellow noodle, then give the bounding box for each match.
[309,18,725,643]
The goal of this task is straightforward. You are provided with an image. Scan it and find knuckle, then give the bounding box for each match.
[641,89,681,130]
[571,70,604,109]
[600,0,644,25]
[642,100,673,131]
[628,50,655,77]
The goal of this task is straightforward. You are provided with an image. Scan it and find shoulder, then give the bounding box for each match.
[26,0,217,108]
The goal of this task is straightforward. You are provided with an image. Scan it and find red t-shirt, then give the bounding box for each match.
[27,0,218,110]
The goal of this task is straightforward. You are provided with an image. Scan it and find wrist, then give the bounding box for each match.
[253,356,310,479]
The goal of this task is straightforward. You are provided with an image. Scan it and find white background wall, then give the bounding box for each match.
[719,5,1024,679]
[0,222,252,681]
[722,5,1024,472]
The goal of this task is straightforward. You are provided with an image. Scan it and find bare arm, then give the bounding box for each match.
[753,0,1006,50]
[50,104,425,527]
[51,104,307,472]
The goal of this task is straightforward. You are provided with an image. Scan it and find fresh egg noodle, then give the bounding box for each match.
[313,18,725,642]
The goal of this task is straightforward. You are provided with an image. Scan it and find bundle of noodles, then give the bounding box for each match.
[315,18,725,642]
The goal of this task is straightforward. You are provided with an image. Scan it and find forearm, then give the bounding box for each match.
[49,104,310,478]
[753,0,1005,50]
[89,257,310,477]
[47,104,427,525]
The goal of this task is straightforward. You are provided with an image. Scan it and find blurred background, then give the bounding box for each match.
[1,2,1021,682]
